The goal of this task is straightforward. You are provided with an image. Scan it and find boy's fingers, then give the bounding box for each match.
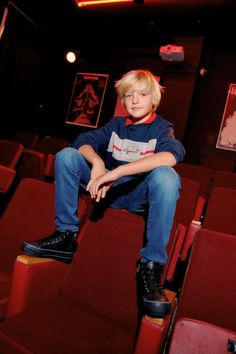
[101,187,107,199]
[95,189,102,202]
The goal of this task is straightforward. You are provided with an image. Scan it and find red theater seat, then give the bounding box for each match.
[0,139,24,194]
[16,149,46,180]
[0,199,186,354]
[174,229,236,328]
[0,139,24,170]
[0,178,88,320]
[175,177,200,227]
[0,173,204,353]
[167,176,201,275]
[179,184,236,261]
[168,318,236,354]
[200,155,234,173]
[135,228,236,354]
[202,187,236,235]
[0,166,16,194]
[11,131,39,149]
[0,208,146,353]
[174,162,213,220]
[17,136,69,181]
[212,170,236,190]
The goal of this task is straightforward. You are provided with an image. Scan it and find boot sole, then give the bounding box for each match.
[143,298,171,318]
[21,243,76,264]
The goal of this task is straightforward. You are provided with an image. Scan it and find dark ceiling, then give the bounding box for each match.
[3,0,236,51]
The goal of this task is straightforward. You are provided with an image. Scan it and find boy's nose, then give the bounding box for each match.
[132,93,139,103]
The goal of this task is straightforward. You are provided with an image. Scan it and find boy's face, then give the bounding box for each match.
[123,84,153,123]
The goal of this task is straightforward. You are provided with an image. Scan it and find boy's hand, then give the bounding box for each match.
[86,160,106,199]
[94,185,110,202]
[88,168,121,202]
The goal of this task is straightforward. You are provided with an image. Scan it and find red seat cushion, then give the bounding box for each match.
[0,299,137,354]
[169,318,236,354]
[0,208,146,353]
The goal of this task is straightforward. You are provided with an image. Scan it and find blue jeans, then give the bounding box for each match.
[55,147,181,264]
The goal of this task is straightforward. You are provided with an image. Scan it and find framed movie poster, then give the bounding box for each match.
[66,72,109,128]
[216,83,236,151]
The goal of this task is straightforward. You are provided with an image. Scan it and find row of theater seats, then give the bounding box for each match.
[175,162,236,218]
[135,227,236,354]
[134,163,236,353]
[0,145,236,351]
[173,162,236,263]
[0,175,199,318]
[199,155,235,174]
[0,139,24,194]
[0,131,69,196]
[0,164,235,352]
[11,130,69,181]
[0,175,195,352]
[1,130,235,195]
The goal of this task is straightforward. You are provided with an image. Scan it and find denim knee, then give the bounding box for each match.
[55,147,82,171]
[148,166,181,197]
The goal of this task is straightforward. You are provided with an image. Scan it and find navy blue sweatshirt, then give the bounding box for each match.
[72,114,185,171]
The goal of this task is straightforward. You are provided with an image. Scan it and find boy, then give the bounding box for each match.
[22,69,185,317]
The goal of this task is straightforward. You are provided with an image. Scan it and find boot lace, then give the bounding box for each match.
[39,231,67,246]
[142,263,165,295]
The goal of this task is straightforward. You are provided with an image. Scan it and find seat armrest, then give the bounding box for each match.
[0,165,16,193]
[44,153,55,178]
[134,290,177,354]
[193,196,205,221]
[180,220,201,261]
[6,255,68,318]
[165,223,186,282]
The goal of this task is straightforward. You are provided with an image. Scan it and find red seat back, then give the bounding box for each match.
[0,139,24,169]
[203,187,236,235]
[61,208,145,326]
[200,156,234,173]
[17,149,46,180]
[0,208,146,353]
[0,178,55,258]
[175,163,213,198]
[0,178,88,319]
[212,170,236,190]
[16,136,69,181]
[175,177,200,226]
[11,131,39,149]
[174,228,236,331]
[34,136,69,155]
[0,193,193,353]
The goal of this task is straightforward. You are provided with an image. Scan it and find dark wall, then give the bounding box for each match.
[0,2,235,168]
[184,51,236,165]
[0,4,46,135]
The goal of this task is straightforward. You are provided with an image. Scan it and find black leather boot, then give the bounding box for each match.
[137,260,171,317]
[21,230,78,263]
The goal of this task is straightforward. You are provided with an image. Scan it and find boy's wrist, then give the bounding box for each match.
[91,155,104,166]
[115,165,124,179]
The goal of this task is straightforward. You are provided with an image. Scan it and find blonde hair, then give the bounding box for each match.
[115,69,164,111]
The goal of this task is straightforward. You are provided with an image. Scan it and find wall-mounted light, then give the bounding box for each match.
[76,0,132,7]
[65,50,79,63]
